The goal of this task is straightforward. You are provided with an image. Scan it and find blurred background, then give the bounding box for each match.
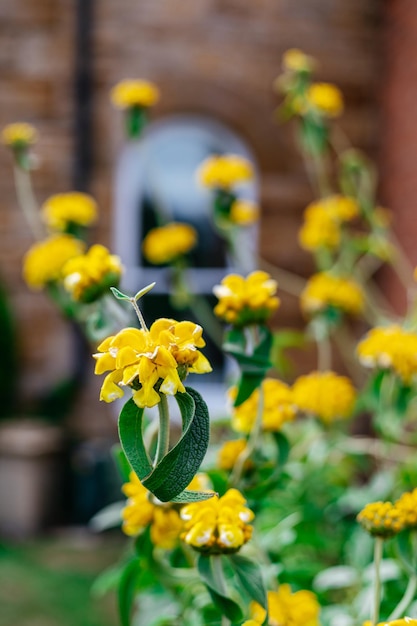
[0,0,414,623]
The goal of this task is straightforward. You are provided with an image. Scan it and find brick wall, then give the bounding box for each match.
[0,0,383,435]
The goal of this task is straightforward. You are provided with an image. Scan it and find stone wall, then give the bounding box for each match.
[0,0,383,434]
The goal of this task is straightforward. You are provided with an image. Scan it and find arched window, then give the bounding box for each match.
[113,115,259,413]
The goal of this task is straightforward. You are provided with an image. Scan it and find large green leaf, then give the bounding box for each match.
[229,554,267,608]
[197,555,244,623]
[118,388,211,502]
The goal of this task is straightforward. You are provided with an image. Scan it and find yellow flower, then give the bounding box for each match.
[299,195,359,252]
[306,82,344,117]
[299,205,341,251]
[217,439,248,471]
[197,154,253,190]
[142,222,197,265]
[394,489,417,529]
[300,272,364,316]
[2,122,37,147]
[23,234,85,289]
[93,318,212,408]
[292,371,356,424]
[230,378,296,434]
[357,325,417,384]
[41,192,98,232]
[250,584,321,626]
[62,244,123,302]
[110,79,160,109]
[121,472,182,548]
[213,271,279,326]
[181,488,254,554]
[357,501,406,538]
[229,198,260,226]
[282,49,316,73]
[363,621,417,626]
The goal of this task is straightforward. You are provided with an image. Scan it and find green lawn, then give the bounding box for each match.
[0,531,124,626]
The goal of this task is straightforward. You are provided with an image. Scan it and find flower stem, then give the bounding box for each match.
[387,573,417,621]
[229,383,264,486]
[155,394,170,466]
[130,297,149,332]
[210,556,230,626]
[372,537,384,626]
[316,334,331,371]
[13,165,44,240]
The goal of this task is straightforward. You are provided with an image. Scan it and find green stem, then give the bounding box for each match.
[316,334,331,371]
[387,574,417,621]
[258,255,306,297]
[13,165,44,240]
[229,383,265,486]
[372,537,384,626]
[155,394,170,466]
[210,556,230,626]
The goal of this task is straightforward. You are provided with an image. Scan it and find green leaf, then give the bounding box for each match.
[197,555,244,623]
[272,432,290,467]
[299,115,329,155]
[134,282,156,301]
[143,387,210,501]
[118,399,153,479]
[234,373,265,408]
[229,554,267,608]
[110,286,131,301]
[118,389,211,502]
[230,327,273,407]
[171,490,215,503]
[118,559,140,626]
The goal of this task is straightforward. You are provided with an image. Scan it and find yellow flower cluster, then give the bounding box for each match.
[230,378,296,434]
[394,489,417,529]
[300,272,364,316]
[217,439,248,471]
[142,222,197,265]
[23,234,85,289]
[62,244,123,302]
[357,501,406,538]
[230,198,260,226]
[121,472,183,548]
[292,371,356,424]
[110,79,160,109]
[248,584,321,626]
[180,488,254,554]
[299,195,359,252]
[357,325,417,384]
[306,82,344,118]
[94,319,212,408]
[213,271,280,326]
[2,122,38,147]
[41,192,98,232]
[197,154,253,190]
[282,48,316,73]
[299,205,341,251]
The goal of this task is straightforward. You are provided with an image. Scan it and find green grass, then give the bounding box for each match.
[0,531,123,626]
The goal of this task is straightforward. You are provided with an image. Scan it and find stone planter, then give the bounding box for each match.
[0,419,64,539]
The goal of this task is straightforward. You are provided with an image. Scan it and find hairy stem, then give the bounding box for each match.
[372,537,384,626]
[13,165,44,240]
